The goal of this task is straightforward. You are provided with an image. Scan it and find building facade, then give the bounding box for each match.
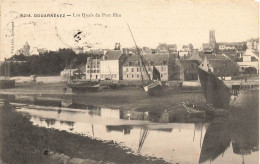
[237,49,259,74]
[122,54,174,81]
[86,58,101,81]
[199,54,239,80]
[100,50,127,81]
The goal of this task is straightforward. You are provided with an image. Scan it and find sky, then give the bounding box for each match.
[0,0,259,61]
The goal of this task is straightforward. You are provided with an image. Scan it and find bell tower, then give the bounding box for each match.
[209,30,216,50]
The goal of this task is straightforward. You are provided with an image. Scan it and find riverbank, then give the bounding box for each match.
[0,82,206,114]
[0,104,168,164]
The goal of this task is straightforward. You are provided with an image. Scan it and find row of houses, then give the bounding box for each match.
[83,48,252,82]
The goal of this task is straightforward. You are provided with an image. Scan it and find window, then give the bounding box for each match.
[132,74,134,78]
[137,74,139,78]
[97,70,100,73]
[87,70,90,73]
[131,68,134,72]
[137,68,139,72]
[127,74,128,78]
[161,74,163,78]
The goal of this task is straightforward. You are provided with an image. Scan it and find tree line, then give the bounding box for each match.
[0,48,102,76]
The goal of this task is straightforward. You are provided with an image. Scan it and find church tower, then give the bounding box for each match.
[23,41,30,56]
[209,30,216,50]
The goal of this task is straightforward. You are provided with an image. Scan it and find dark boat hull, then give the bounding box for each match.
[144,81,163,96]
[67,82,99,93]
[0,80,15,89]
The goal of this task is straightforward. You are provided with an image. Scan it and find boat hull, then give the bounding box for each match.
[144,81,162,96]
[67,83,99,93]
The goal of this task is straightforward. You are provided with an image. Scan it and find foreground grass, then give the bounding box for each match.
[0,105,169,164]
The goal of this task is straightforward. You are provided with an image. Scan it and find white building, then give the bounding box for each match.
[237,49,259,74]
[100,50,127,81]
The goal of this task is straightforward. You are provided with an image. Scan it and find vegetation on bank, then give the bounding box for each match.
[0,104,169,164]
[0,48,102,76]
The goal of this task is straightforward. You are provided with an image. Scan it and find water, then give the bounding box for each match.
[1,94,259,164]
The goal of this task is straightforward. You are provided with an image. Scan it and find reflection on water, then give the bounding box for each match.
[0,94,259,164]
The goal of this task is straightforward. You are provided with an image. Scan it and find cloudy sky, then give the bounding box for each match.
[0,0,259,60]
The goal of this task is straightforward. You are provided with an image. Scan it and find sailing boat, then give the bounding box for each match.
[127,24,162,96]
[0,59,15,89]
[197,66,230,109]
[67,55,99,93]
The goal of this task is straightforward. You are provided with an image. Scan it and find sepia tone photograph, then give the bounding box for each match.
[0,0,259,163]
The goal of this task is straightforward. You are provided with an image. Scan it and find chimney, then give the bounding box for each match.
[123,48,129,56]
[103,50,107,60]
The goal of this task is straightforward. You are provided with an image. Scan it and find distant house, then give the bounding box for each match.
[219,44,226,50]
[178,51,190,59]
[182,45,189,52]
[60,69,80,82]
[73,47,84,54]
[185,51,203,64]
[100,50,127,81]
[168,44,177,52]
[247,38,259,52]
[37,48,48,54]
[122,53,174,81]
[199,54,239,80]
[237,49,259,74]
[180,60,199,81]
[157,43,177,53]
[86,58,101,81]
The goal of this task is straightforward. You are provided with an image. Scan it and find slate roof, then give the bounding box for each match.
[103,50,123,60]
[200,54,229,60]
[180,60,198,70]
[123,54,170,67]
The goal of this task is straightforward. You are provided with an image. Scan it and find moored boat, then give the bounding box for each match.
[68,81,99,93]
[127,24,162,96]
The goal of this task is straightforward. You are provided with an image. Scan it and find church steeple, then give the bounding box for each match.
[23,41,30,56]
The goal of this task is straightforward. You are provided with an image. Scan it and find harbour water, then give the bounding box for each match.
[1,94,259,164]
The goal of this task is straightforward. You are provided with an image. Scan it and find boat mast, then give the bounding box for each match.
[108,65,113,85]
[127,24,151,81]
[4,58,7,80]
[90,51,92,82]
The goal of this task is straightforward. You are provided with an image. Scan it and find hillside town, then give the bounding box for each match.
[58,30,259,85]
[1,30,258,87]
